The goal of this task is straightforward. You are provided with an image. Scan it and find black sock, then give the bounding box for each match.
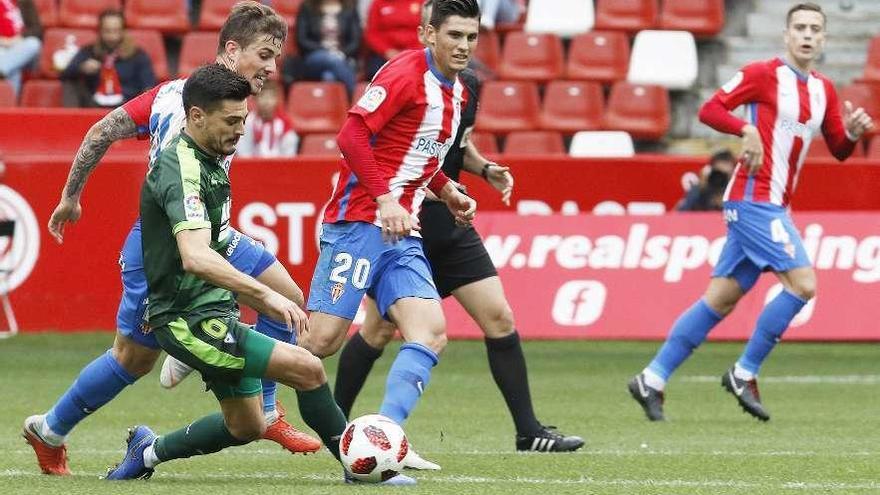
[334,332,384,418]
[485,331,542,436]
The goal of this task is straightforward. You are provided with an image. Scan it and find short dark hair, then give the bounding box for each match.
[429,0,480,29]
[786,2,825,27]
[421,0,434,27]
[710,149,735,165]
[218,1,287,55]
[183,64,251,115]
[98,9,125,28]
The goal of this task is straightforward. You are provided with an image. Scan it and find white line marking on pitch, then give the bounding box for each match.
[2,469,879,491]
[681,374,880,384]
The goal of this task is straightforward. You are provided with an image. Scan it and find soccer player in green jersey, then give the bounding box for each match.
[104,64,361,481]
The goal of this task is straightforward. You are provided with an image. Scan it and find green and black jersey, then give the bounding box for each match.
[140,132,234,329]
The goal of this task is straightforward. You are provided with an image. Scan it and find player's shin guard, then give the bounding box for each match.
[334,332,384,418]
[255,314,294,417]
[737,289,807,375]
[153,413,248,462]
[647,299,722,382]
[296,383,347,461]
[379,343,439,425]
[485,331,542,436]
[46,350,136,436]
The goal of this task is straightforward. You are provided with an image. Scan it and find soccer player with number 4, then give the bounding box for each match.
[628,2,874,422]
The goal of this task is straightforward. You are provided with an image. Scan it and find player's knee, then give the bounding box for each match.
[112,337,159,378]
[301,331,341,358]
[790,280,816,301]
[361,322,395,349]
[480,304,515,339]
[295,353,327,390]
[423,328,448,355]
[226,417,266,442]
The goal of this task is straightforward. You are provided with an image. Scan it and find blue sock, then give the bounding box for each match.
[647,299,723,381]
[737,289,807,375]
[379,343,439,424]
[255,314,293,414]
[45,350,136,436]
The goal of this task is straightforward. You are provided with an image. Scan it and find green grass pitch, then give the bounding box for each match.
[2,333,880,494]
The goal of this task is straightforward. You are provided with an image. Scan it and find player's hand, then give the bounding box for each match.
[444,189,477,227]
[740,125,763,175]
[844,101,874,140]
[261,289,309,334]
[484,163,514,206]
[48,198,82,244]
[377,193,418,243]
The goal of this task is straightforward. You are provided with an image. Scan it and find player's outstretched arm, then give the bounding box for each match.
[175,228,308,333]
[462,140,513,205]
[48,107,138,243]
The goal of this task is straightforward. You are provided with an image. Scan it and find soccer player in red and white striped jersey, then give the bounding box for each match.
[629,2,873,422]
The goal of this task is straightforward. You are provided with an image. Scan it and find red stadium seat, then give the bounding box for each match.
[287,82,348,133]
[807,138,864,160]
[473,29,500,72]
[503,131,565,155]
[178,31,221,77]
[594,0,658,33]
[199,0,238,30]
[498,32,564,82]
[566,31,629,82]
[33,0,59,28]
[0,81,15,107]
[476,81,540,134]
[59,0,122,29]
[659,0,725,37]
[603,81,669,141]
[39,28,97,77]
[125,0,190,35]
[299,133,341,156]
[868,138,880,158]
[128,29,169,81]
[468,132,499,154]
[20,80,63,107]
[839,82,880,121]
[864,36,880,82]
[273,0,304,26]
[539,80,604,134]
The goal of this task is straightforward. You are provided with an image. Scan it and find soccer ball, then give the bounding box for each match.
[339,414,409,482]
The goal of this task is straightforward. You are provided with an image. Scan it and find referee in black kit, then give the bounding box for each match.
[332,0,584,469]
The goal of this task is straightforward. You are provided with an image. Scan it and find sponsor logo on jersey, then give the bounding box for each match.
[331,282,345,303]
[413,137,451,158]
[357,86,387,112]
[184,195,205,221]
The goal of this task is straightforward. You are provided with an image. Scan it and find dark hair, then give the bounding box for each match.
[304,0,355,12]
[217,1,287,55]
[429,0,480,29]
[183,64,251,115]
[98,9,125,28]
[786,2,825,27]
[710,149,735,166]
[421,0,434,27]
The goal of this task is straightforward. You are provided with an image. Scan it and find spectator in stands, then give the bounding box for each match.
[237,80,299,158]
[60,9,155,108]
[676,149,736,211]
[478,0,521,29]
[294,0,360,97]
[363,0,422,79]
[0,0,42,96]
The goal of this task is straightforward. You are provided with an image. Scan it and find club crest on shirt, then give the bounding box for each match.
[331,282,345,303]
[357,86,387,112]
[184,195,205,221]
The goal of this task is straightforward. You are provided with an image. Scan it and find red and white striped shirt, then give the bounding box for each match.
[700,58,855,207]
[323,49,466,226]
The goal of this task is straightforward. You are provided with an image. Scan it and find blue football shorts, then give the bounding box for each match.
[712,201,812,292]
[116,220,277,349]
[306,221,440,321]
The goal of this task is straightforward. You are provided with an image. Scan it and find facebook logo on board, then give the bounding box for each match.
[552,280,607,326]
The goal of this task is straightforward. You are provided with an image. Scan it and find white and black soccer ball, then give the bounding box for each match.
[339,414,409,482]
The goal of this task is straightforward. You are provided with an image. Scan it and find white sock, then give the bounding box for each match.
[143,439,160,469]
[642,368,666,391]
[40,417,66,447]
[264,409,279,425]
[733,363,756,381]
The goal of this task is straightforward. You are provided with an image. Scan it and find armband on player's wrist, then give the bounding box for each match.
[481,162,494,179]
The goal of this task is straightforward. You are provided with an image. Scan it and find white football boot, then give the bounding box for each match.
[403,447,441,470]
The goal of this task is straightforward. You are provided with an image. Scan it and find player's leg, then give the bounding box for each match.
[333,297,395,418]
[451,276,584,452]
[629,229,760,421]
[24,227,161,475]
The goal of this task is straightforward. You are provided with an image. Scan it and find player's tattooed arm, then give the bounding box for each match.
[63,107,138,200]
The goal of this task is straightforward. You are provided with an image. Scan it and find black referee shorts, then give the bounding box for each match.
[419,201,498,298]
